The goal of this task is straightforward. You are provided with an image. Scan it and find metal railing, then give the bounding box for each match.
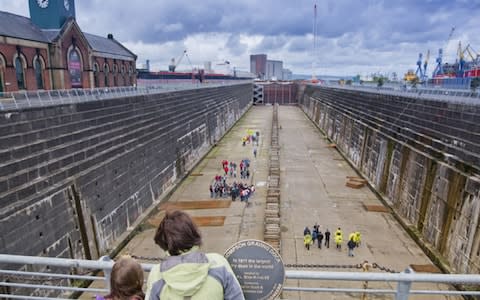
[0,80,253,112]
[1,254,480,299]
[321,82,480,104]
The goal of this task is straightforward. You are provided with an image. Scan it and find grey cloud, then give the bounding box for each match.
[225,34,247,56]
[253,35,289,53]
[2,0,479,76]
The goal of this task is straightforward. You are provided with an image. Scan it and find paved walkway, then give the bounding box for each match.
[277,106,457,299]
[100,105,458,299]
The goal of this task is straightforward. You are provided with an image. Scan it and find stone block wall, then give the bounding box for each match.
[0,83,252,260]
[299,85,480,274]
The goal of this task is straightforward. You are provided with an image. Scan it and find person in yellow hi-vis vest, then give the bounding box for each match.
[354,231,361,247]
[348,232,355,243]
[335,227,343,250]
[304,232,313,251]
[335,233,343,250]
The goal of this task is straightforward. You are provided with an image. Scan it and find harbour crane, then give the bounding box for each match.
[457,41,466,76]
[415,53,424,79]
[423,50,430,81]
[433,27,455,77]
[168,50,187,72]
[464,44,480,66]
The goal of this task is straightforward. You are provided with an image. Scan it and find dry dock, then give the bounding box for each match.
[113,105,459,299]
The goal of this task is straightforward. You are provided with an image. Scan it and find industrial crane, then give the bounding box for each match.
[168,50,187,72]
[423,50,430,82]
[457,41,466,76]
[408,50,430,83]
[432,27,455,77]
[415,53,424,79]
[464,44,480,66]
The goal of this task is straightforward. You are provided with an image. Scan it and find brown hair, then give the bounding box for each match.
[107,256,145,300]
[154,210,202,256]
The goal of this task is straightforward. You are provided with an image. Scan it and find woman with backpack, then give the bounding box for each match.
[145,210,244,300]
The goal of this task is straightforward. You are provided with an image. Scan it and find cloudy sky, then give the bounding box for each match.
[2,0,480,78]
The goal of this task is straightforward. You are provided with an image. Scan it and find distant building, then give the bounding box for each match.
[282,68,292,80]
[250,54,267,79]
[266,60,283,80]
[0,0,137,92]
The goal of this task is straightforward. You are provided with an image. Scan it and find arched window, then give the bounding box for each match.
[15,55,26,90]
[121,65,126,86]
[93,63,100,88]
[68,48,83,88]
[104,63,110,87]
[113,64,118,86]
[129,65,134,86]
[33,56,44,90]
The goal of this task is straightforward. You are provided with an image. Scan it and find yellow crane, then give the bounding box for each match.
[403,69,418,82]
[464,44,480,65]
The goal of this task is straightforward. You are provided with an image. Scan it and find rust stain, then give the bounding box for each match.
[148,214,226,228]
[148,215,164,228]
[346,181,365,189]
[160,200,231,210]
[363,204,390,213]
[346,176,368,184]
[410,264,441,273]
[192,216,226,226]
[346,176,367,189]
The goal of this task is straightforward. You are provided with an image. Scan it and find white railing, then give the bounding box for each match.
[1,254,480,299]
[0,80,253,112]
[319,82,480,104]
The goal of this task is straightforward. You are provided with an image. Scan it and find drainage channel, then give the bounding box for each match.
[264,104,281,253]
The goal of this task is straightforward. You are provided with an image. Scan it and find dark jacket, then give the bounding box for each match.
[347,239,356,249]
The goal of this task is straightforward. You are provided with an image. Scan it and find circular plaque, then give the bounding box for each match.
[225,239,285,300]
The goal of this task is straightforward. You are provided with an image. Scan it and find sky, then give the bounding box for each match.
[2,0,480,78]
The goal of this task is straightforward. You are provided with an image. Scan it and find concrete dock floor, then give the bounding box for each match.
[90,105,460,299]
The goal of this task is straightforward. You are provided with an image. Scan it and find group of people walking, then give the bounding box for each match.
[242,129,260,147]
[209,158,255,203]
[303,225,361,257]
[219,159,251,179]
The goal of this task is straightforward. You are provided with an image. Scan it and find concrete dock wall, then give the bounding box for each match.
[299,85,480,274]
[0,83,252,259]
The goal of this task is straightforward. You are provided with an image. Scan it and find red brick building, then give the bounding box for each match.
[0,0,137,93]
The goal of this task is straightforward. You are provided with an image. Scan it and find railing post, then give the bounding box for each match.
[361,261,372,300]
[47,89,53,105]
[24,91,31,108]
[99,255,113,292]
[395,267,413,300]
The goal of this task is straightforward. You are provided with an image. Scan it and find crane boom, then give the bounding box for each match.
[422,50,430,82]
[464,44,479,64]
[446,27,455,46]
[168,50,187,72]
[433,27,455,77]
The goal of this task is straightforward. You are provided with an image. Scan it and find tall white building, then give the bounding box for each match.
[266,60,283,80]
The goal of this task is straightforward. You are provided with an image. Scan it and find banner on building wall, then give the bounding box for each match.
[69,50,82,88]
